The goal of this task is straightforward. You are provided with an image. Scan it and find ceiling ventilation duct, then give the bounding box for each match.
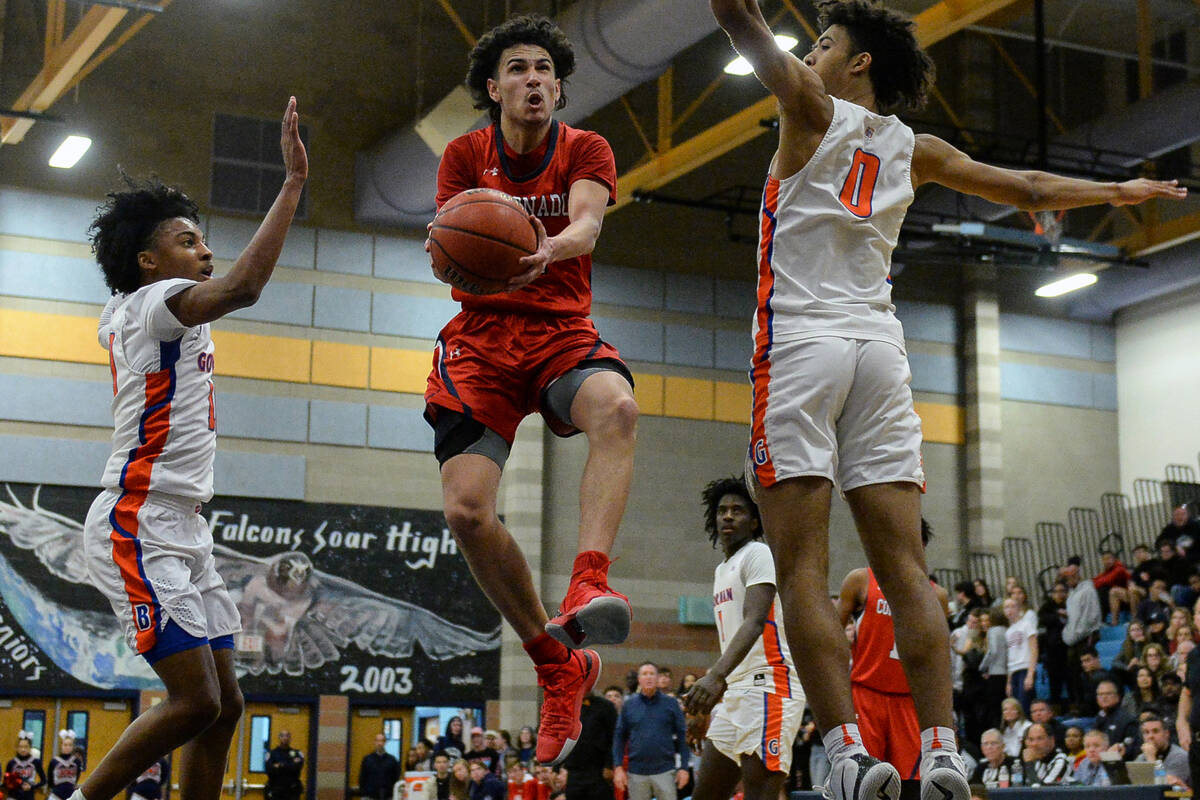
[355,0,719,228]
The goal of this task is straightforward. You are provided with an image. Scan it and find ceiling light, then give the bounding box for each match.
[724,35,801,76]
[49,135,91,169]
[1035,272,1097,298]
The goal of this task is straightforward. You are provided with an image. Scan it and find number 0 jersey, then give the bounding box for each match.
[98,279,217,501]
[712,540,798,696]
[755,97,915,352]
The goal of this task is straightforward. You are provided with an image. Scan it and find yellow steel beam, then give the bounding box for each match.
[62,1,172,97]
[657,67,674,153]
[45,0,66,61]
[620,96,655,159]
[1112,209,1200,256]
[612,0,1026,211]
[2,5,127,145]
[434,0,476,49]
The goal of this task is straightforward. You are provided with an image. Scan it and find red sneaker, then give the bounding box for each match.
[545,574,632,648]
[535,648,601,766]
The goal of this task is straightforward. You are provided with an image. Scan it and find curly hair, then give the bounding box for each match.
[89,175,199,294]
[817,0,934,113]
[466,14,576,122]
[701,476,762,549]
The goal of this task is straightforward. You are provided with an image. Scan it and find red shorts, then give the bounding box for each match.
[852,682,921,780]
[425,310,627,443]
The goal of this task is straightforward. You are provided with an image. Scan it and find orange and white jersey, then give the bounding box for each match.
[99,278,216,502]
[754,97,914,352]
[712,540,799,697]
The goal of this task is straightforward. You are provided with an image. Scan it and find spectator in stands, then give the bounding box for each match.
[450,760,472,800]
[1111,619,1147,687]
[1143,642,1171,686]
[415,741,434,771]
[1062,558,1102,710]
[981,608,1009,730]
[1123,666,1164,718]
[1000,699,1031,759]
[1029,701,1063,746]
[359,734,401,800]
[1062,726,1085,767]
[957,609,990,748]
[1069,729,1111,787]
[1077,647,1114,717]
[974,579,995,610]
[465,728,500,775]
[507,760,545,800]
[1019,723,1072,786]
[656,667,674,697]
[562,690,617,800]
[469,760,507,800]
[1162,507,1200,559]
[603,687,625,714]
[516,728,537,767]
[1169,605,1193,645]
[436,717,467,761]
[1160,672,1183,726]
[1038,582,1070,711]
[1172,629,1196,674]
[675,673,697,698]
[1155,540,1193,606]
[1133,713,1189,789]
[1004,596,1038,715]
[950,581,979,629]
[434,754,454,800]
[612,663,689,800]
[1093,549,1131,626]
[1094,680,1139,753]
[970,729,1021,788]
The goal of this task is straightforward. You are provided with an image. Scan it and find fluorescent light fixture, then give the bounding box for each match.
[1035,272,1097,298]
[724,34,800,75]
[49,135,91,169]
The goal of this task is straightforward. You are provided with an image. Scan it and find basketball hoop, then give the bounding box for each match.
[1032,209,1066,245]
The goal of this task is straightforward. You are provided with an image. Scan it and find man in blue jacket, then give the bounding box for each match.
[469,760,507,800]
[612,663,689,800]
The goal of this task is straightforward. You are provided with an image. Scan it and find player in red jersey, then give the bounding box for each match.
[838,521,948,783]
[424,14,638,766]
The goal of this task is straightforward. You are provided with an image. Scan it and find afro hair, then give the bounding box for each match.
[89,175,199,295]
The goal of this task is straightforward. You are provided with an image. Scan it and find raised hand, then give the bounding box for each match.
[1112,178,1187,206]
[280,96,309,184]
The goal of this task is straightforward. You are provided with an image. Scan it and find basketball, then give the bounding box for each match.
[429,188,539,295]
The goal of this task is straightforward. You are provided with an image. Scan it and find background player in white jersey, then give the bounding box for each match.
[74,97,307,800]
[707,2,1187,800]
[684,476,804,800]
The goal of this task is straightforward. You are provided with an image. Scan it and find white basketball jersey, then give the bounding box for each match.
[754,97,914,350]
[712,540,799,697]
[99,278,217,501]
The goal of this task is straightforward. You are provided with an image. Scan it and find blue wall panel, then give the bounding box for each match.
[316,229,373,275]
[0,249,109,304]
[1001,313,1107,361]
[1093,373,1118,411]
[593,316,663,363]
[1001,362,1097,408]
[313,286,371,332]
[0,435,109,487]
[664,324,714,368]
[371,294,459,339]
[219,393,309,442]
[0,374,112,427]
[896,300,957,344]
[714,329,751,372]
[309,400,367,446]
[908,351,960,395]
[0,188,96,244]
[665,274,714,315]
[367,405,433,452]
[1090,324,1116,362]
[714,279,756,320]
[206,215,315,269]
[593,264,663,310]
[374,236,439,283]
[214,450,306,499]
[226,281,314,326]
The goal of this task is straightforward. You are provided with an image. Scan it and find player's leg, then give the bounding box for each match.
[543,363,637,648]
[76,644,223,800]
[688,741,743,800]
[178,646,244,799]
[738,754,787,800]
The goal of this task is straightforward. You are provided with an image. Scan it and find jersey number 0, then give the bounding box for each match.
[838,149,881,218]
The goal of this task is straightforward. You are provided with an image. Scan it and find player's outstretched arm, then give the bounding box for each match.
[169,97,309,326]
[511,177,609,288]
[710,0,831,131]
[683,582,776,715]
[913,134,1187,212]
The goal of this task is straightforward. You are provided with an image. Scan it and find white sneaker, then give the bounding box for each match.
[822,753,900,800]
[919,751,970,800]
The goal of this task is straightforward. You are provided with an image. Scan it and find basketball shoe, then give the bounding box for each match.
[535,648,601,766]
[919,751,969,800]
[545,551,631,648]
[822,753,900,800]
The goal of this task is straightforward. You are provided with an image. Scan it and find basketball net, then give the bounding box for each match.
[1031,209,1066,245]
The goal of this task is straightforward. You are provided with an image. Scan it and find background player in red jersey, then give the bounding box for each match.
[838,520,947,785]
[424,15,638,766]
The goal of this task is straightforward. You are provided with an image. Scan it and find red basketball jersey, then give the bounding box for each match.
[851,568,911,693]
[436,121,617,317]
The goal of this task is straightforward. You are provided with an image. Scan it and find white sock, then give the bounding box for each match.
[823,723,867,762]
[69,791,88,800]
[920,726,958,756]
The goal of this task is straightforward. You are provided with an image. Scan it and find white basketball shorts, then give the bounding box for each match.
[749,336,925,492]
[706,688,805,774]
[84,489,241,658]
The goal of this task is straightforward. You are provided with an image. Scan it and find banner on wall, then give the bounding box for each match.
[0,483,500,703]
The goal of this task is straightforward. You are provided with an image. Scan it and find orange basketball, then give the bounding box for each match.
[429,188,539,295]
